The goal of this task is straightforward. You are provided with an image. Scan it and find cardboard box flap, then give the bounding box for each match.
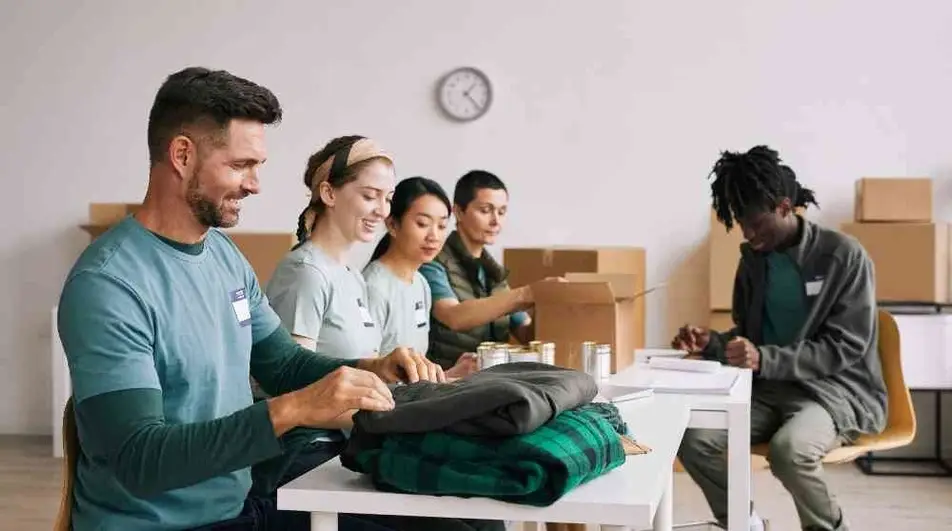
[564,272,640,299]
[532,281,615,305]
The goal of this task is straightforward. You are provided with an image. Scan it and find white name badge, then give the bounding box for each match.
[230,288,251,327]
[357,298,375,328]
[805,279,824,296]
[414,300,428,328]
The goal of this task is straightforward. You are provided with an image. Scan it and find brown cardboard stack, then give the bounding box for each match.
[503,247,646,374]
[81,203,295,285]
[841,178,946,303]
[708,209,744,330]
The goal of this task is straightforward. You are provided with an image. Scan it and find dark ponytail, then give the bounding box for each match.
[369,176,451,262]
[371,234,392,262]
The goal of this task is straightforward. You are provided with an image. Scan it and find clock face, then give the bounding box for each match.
[437,67,493,122]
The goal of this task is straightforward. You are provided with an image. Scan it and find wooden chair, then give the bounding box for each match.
[751,308,917,466]
[53,397,77,531]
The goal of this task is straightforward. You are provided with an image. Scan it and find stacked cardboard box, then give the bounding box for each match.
[503,247,647,374]
[841,178,946,304]
[82,203,296,285]
[708,209,744,330]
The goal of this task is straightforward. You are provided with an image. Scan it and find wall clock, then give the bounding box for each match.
[436,66,493,122]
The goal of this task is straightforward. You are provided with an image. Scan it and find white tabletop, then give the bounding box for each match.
[278,398,690,527]
[611,363,753,410]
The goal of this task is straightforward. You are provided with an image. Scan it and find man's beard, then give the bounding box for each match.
[186,173,238,229]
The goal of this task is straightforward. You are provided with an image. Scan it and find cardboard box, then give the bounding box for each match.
[854,178,932,222]
[531,273,639,374]
[503,247,646,350]
[89,202,142,226]
[709,310,735,332]
[80,203,295,285]
[841,222,949,303]
[709,210,744,310]
[225,232,297,285]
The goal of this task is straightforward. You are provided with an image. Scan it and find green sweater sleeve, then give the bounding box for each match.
[74,389,283,498]
[249,325,359,397]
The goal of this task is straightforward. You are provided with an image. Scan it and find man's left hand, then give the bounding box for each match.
[725,337,760,371]
[360,347,446,384]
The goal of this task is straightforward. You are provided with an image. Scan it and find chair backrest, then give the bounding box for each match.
[877,309,917,437]
[53,397,77,531]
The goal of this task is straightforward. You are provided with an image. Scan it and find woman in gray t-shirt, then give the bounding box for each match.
[363,177,478,379]
[266,135,396,360]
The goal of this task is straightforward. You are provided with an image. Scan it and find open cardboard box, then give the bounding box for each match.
[503,246,647,351]
[532,272,641,374]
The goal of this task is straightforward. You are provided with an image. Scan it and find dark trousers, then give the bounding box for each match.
[194,434,504,531]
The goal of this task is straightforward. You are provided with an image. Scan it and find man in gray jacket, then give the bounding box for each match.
[673,146,887,531]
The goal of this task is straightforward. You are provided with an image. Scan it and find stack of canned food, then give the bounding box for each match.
[475,340,556,370]
[474,340,612,381]
[580,341,612,382]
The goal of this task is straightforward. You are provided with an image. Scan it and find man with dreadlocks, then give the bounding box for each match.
[672,145,886,531]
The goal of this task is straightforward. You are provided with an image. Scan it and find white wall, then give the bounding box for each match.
[3,0,952,435]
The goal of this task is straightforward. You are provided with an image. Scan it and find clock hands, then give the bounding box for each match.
[463,83,483,110]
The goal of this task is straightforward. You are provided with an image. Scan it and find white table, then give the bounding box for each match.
[278,398,690,531]
[610,363,753,531]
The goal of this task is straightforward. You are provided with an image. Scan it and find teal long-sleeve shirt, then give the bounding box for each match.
[58,217,356,531]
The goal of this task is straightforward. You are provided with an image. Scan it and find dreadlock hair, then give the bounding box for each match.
[709,145,818,231]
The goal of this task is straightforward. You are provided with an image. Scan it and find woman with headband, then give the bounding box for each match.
[263,137,500,531]
[267,136,441,374]
[258,137,440,473]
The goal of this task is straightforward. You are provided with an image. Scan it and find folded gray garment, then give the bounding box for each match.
[354,362,598,437]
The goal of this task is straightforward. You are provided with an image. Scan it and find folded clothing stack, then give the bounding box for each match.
[341,362,630,506]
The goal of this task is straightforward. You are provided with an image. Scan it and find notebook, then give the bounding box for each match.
[597,384,655,404]
[647,356,722,373]
[618,367,739,395]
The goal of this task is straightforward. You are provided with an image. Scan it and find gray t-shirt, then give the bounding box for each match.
[266,241,382,360]
[362,260,432,355]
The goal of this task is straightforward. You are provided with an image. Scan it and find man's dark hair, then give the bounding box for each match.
[147,67,283,166]
[453,170,507,209]
[709,145,818,231]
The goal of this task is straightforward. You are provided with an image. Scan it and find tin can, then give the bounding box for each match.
[532,341,556,365]
[595,344,612,381]
[540,342,556,365]
[477,344,508,370]
[581,341,598,377]
[508,346,540,364]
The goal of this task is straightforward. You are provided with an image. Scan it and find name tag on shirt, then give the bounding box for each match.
[357,298,375,328]
[230,288,251,327]
[414,300,428,328]
[805,278,824,297]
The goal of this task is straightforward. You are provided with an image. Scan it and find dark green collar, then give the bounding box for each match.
[151,231,205,256]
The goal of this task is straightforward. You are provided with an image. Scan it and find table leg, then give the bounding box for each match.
[651,471,672,531]
[726,403,751,531]
[310,512,338,531]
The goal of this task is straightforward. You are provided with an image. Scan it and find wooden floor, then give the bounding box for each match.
[2,436,951,531]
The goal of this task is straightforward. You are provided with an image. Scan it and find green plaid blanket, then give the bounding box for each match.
[341,403,628,506]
